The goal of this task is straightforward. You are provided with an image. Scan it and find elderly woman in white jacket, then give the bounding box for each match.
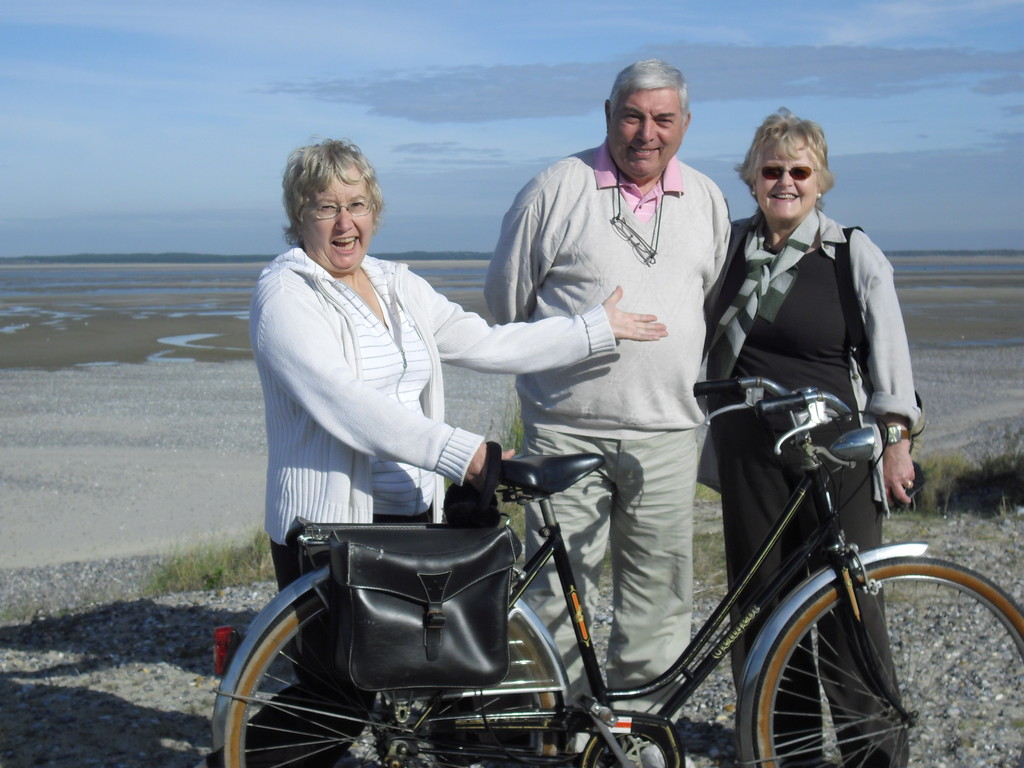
[251,138,668,589]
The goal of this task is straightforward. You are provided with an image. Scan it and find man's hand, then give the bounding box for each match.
[603,286,669,341]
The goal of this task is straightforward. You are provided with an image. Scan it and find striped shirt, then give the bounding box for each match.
[331,270,433,516]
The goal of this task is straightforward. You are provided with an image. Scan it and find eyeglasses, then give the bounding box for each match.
[609,175,664,267]
[309,200,372,220]
[760,166,814,181]
[610,215,658,266]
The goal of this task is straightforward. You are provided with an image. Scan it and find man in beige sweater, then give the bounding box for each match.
[485,58,730,711]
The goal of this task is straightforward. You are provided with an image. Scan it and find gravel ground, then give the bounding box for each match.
[0,345,1021,766]
[1,506,1021,768]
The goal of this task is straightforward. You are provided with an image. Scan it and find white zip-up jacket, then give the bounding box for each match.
[250,249,615,542]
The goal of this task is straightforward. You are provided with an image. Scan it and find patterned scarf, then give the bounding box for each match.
[708,212,821,379]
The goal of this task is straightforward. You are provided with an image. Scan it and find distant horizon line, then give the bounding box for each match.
[0,250,492,264]
[2,248,1023,264]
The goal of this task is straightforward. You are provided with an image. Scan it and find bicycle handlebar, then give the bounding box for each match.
[696,378,859,457]
[695,377,853,424]
[755,390,852,419]
[694,376,789,399]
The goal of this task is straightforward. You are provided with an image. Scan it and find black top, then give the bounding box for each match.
[735,249,857,415]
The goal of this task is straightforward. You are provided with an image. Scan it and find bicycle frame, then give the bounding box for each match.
[507,430,907,723]
[208,374,1024,766]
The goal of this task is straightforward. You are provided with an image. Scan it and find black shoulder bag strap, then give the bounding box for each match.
[834,226,869,377]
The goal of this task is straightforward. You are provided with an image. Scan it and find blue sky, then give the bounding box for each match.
[1,1,1022,257]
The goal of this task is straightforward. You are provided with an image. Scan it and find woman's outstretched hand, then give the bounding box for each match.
[603,286,669,341]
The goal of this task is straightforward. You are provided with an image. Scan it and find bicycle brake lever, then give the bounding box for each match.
[704,386,769,425]
[772,423,812,455]
[772,398,832,454]
[703,401,747,425]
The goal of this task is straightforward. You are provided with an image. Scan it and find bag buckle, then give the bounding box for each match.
[424,606,446,629]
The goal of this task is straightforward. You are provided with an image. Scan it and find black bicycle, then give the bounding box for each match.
[208,377,1024,767]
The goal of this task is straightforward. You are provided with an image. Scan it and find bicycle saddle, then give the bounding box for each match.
[501,453,605,495]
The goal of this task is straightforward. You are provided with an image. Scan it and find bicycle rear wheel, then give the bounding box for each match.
[213,569,569,767]
[738,555,1024,767]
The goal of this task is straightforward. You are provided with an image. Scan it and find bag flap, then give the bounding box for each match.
[329,525,520,602]
[342,534,516,602]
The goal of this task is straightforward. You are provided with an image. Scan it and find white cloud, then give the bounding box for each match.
[268,43,1024,123]
[1,1,1022,254]
[820,0,1024,45]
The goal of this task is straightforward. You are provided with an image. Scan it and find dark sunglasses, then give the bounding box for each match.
[761,165,814,181]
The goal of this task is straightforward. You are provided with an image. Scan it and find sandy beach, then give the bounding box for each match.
[0,256,1021,570]
[0,360,516,570]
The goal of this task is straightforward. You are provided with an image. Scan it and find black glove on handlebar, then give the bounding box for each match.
[442,441,502,528]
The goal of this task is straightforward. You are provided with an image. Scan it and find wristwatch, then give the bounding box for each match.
[885,424,910,446]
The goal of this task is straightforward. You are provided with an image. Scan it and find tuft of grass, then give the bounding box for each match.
[498,398,528,538]
[903,428,1024,516]
[973,426,1024,512]
[693,522,728,587]
[913,452,975,514]
[695,483,721,502]
[146,528,275,595]
[502,392,524,454]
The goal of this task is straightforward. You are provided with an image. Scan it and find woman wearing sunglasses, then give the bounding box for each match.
[703,109,920,765]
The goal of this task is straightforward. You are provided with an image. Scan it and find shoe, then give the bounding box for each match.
[639,744,695,768]
[640,745,666,768]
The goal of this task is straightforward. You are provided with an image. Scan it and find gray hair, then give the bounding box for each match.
[281,138,384,246]
[608,59,689,116]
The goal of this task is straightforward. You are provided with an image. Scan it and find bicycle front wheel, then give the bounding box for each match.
[738,555,1024,767]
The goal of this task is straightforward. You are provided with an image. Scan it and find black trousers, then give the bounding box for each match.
[712,409,907,766]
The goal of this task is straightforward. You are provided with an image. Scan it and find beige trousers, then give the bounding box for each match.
[522,426,698,712]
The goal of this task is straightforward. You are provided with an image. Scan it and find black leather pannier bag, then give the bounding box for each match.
[329,524,521,691]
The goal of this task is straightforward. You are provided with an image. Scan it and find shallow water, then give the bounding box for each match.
[1,253,1020,369]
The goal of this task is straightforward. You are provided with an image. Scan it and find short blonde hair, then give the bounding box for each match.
[736,109,835,205]
[281,139,384,246]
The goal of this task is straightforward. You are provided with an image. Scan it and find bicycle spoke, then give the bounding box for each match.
[740,556,1024,767]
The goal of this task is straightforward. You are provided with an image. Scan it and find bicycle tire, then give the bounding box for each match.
[214,568,570,767]
[737,555,1024,767]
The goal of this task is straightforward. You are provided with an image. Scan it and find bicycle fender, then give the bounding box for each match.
[209,568,572,751]
[483,600,571,698]
[737,542,929,713]
[211,567,329,751]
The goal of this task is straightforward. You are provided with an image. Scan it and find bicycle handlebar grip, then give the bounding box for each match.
[693,379,742,397]
[755,393,809,417]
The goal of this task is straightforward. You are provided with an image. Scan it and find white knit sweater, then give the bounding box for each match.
[250,249,615,542]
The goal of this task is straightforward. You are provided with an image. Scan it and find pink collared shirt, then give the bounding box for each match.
[594,140,684,223]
